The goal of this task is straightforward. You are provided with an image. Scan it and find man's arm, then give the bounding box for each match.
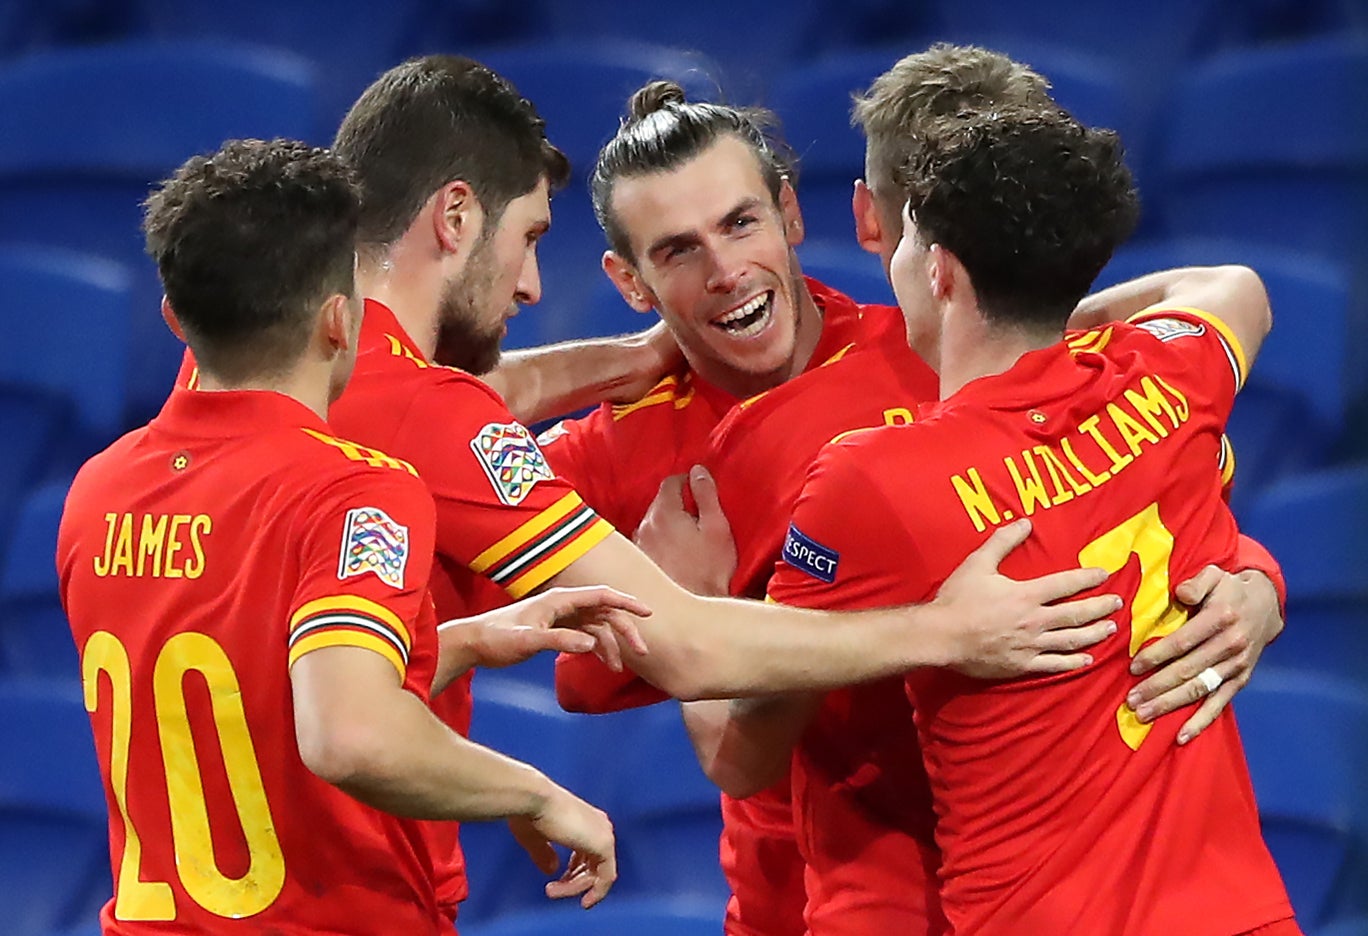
[485,323,680,425]
[549,520,1121,701]
[1069,265,1272,366]
[291,645,617,906]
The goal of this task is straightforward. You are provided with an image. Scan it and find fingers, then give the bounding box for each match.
[509,819,560,875]
[544,857,595,900]
[1025,566,1113,604]
[1177,680,1240,745]
[1033,619,1116,654]
[688,465,725,529]
[1129,658,1239,725]
[1039,593,1124,631]
[1174,564,1225,607]
[1018,651,1098,675]
[545,585,654,622]
[965,518,1032,570]
[1129,607,1242,685]
[653,473,686,510]
[582,621,624,672]
[581,852,616,908]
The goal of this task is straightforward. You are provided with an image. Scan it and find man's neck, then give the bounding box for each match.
[358,247,441,362]
[193,369,331,421]
[937,312,1061,401]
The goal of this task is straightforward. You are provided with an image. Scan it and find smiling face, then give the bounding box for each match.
[604,136,822,398]
[433,177,550,374]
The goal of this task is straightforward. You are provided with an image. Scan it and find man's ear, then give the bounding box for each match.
[319,293,353,355]
[602,251,656,313]
[161,295,187,342]
[853,180,886,256]
[779,177,805,246]
[431,179,484,261]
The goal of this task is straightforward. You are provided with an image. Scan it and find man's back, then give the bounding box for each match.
[771,309,1295,934]
[59,387,444,934]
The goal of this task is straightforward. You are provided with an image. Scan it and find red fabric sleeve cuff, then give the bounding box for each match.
[554,651,670,713]
[1233,534,1287,615]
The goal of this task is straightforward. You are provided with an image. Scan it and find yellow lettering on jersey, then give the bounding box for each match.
[1107,402,1162,456]
[96,513,213,579]
[300,428,419,476]
[135,514,168,577]
[1059,437,1112,487]
[1004,450,1052,517]
[1124,375,1182,436]
[951,467,1002,533]
[828,406,917,446]
[1078,414,1134,474]
[1153,374,1190,422]
[1033,444,1092,505]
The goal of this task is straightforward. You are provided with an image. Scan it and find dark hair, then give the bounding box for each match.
[899,108,1139,329]
[143,138,359,382]
[334,55,570,252]
[853,44,1058,225]
[590,80,794,261]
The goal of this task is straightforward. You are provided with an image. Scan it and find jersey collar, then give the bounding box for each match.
[360,298,428,361]
[153,384,331,439]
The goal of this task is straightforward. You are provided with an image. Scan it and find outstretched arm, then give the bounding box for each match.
[485,323,680,424]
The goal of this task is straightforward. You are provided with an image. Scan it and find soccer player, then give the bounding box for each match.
[164,56,1123,926]
[547,64,1287,935]
[57,139,647,933]
[741,108,1299,934]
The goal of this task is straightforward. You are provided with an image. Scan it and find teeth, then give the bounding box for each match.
[716,292,768,325]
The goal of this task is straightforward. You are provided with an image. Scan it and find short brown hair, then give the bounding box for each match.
[900,108,1138,329]
[334,55,570,253]
[143,138,359,382]
[590,80,794,262]
[853,43,1055,223]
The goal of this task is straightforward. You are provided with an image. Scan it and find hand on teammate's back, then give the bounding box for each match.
[507,785,618,908]
[636,465,737,596]
[929,518,1122,679]
[441,586,651,672]
[1126,565,1283,743]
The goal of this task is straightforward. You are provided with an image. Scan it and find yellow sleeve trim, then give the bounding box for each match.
[505,517,614,598]
[287,630,405,682]
[470,491,585,573]
[290,595,412,652]
[1127,305,1248,390]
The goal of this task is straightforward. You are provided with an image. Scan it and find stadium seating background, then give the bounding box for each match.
[0,0,1364,932]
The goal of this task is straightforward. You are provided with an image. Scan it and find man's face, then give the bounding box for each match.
[889,201,937,347]
[610,136,813,392]
[433,177,550,374]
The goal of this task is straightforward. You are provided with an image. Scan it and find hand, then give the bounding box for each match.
[607,322,683,404]
[931,519,1120,679]
[636,465,737,596]
[1125,566,1283,744]
[445,586,651,673]
[508,786,617,908]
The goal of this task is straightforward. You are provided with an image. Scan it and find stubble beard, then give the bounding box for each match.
[432,242,504,376]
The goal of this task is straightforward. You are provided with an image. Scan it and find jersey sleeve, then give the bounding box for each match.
[554,652,670,713]
[405,379,614,599]
[767,437,934,612]
[536,405,628,526]
[1125,305,1250,424]
[287,469,437,683]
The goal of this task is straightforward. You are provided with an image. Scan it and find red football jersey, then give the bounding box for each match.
[770,309,1297,935]
[702,304,945,936]
[171,299,614,920]
[59,387,445,934]
[544,278,914,936]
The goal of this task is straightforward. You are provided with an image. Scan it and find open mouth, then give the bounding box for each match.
[712,290,774,339]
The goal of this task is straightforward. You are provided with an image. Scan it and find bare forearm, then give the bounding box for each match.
[683,695,815,797]
[487,333,662,425]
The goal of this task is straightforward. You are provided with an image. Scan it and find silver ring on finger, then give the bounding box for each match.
[1196,666,1223,694]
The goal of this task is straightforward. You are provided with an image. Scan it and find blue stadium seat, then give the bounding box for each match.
[461,675,609,922]
[1093,239,1355,505]
[0,40,325,423]
[0,477,77,678]
[0,678,110,936]
[770,42,1144,244]
[605,703,727,904]
[462,895,720,936]
[0,387,71,567]
[1234,669,1368,930]
[473,41,720,343]
[0,247,132,448]
[1240,463,1368,685]
[575,276,652,344]
[798,240,895,307]
[1156,36,1368,267]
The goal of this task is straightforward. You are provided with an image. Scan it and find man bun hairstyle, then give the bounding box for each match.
[591,79,794,261]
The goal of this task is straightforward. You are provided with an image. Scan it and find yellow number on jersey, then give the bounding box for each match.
[83,631,286,920]
[1077,502,1189,750]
